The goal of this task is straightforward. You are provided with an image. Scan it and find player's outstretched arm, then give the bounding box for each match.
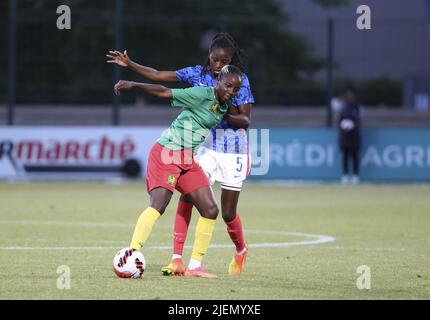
[114,80,172,99]
[224,103,252,129]
[106,50,177,82]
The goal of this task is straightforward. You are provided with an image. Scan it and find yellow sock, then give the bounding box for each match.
[191,216,216,262]
[129,207,161,250]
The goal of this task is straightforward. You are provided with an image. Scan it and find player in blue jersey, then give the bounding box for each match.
[107,32,254,276]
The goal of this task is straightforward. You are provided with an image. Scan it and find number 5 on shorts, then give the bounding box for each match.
[236,156,243,172]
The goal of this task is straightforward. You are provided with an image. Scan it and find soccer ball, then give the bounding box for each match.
[112,247,146,279]
[340,119,355,131]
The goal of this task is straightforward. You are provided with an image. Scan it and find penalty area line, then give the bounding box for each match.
[0,232,335,250]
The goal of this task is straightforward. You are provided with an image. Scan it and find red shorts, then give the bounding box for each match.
[146,143,210,195]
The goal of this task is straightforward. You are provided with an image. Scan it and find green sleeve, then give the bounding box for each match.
[171,87,206,109]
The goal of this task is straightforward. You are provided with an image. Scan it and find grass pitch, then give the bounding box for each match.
[0,181,429,300]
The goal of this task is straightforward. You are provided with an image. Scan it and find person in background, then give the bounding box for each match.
[337,86,363,185]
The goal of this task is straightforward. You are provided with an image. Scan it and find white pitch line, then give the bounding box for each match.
[0,219,336,250]
[0,219,133,228]
[0,235,335,251]
[0,246,120,250]
[318,246,411,252]
[0,237,125,244]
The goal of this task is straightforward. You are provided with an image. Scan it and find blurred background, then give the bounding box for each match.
[1,0,430,181]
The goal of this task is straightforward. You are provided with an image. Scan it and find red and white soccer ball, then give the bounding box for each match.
[112,248,146,279]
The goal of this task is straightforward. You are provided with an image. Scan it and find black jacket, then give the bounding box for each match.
[338,104,362,149]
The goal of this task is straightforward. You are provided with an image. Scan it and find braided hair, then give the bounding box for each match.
[202,32,246,75]
[218,65,243,82]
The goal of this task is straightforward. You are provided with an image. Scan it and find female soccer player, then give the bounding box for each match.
[107,33,254,276]
[113,65,243,278]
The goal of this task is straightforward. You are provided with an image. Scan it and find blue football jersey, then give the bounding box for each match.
[176,65,255,154]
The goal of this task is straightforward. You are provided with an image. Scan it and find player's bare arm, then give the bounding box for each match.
[114,80,172,98]
[224,103,252,129]
[106,50,177,82]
